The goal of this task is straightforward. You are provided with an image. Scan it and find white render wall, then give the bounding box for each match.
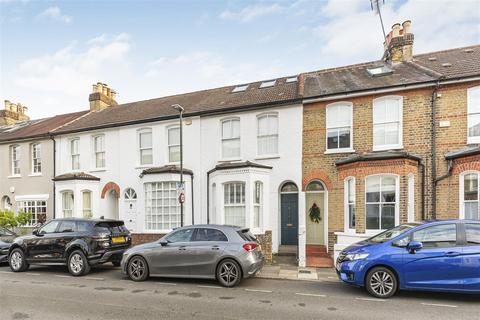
[54,103,304,255]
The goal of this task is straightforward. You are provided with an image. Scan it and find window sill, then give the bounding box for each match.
[218,158,242,163]
[467,139,480,145]
[372,145,403,152]
[8,175,21,179]
[90,168,107,173]
[135,165,153,169]
[324,148,355,155]
[28,173,43,177]
[254,154,280,160]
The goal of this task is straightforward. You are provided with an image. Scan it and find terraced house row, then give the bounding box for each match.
[1,21,479,267]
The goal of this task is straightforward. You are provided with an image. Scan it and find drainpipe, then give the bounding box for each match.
[49,135,56,219]
[431,80,441,220]
[206,171,211,224]
[191,173,195,225]
[420,161,426,221]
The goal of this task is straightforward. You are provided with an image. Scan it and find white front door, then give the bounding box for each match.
[123,188,137,231]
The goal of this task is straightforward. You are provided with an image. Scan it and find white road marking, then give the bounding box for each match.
[295,293,326,298]
[421,303,457,308]
[25,273,41,276]
[197,285,222,289]
[245,289,272,293]
[355,297,386,302]
[54,275,72,278]
[156,282,177,286]
[84,277,105,281]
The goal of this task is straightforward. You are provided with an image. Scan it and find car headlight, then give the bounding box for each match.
[345,253,369,261]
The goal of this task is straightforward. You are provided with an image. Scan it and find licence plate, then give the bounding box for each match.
[111,236,126,244]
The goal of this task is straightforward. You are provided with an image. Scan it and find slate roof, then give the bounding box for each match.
[52,77,300,134]
[52,172,101,181]
[0,111,89,143]
[445,146,480,160]
[139,165,194,177]
[335,151,422,166]
[208,161,273,174]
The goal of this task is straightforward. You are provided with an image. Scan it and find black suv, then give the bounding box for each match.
[8,218,131,276]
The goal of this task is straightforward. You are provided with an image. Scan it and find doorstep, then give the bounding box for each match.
[256,264,337,282]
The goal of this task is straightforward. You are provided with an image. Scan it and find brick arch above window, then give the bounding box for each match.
[302,170,333,191]
[451,154,480,174]
[101,182,120,199]
[337,158,419,181]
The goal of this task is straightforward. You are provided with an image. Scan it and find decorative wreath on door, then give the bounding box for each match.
[309,202,321,223]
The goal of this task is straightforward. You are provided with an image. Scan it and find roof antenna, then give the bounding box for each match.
[370,0,389,61]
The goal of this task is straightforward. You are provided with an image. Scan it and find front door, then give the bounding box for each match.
[306,192,325,245]
[281,193,298,245]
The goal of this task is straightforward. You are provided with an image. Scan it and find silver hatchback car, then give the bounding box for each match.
[121,225,265,287]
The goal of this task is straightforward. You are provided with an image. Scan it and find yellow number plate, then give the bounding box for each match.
[111,236,126,244]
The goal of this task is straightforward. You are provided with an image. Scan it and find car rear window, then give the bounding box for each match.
[194,228,228,242]
[237,229,257,242]
[95,221,128,234]
[466,224,480,246]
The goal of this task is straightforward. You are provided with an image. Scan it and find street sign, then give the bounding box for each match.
[178,192,185,204]
[176,182,185,191]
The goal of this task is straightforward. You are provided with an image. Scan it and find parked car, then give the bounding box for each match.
[0,226,17,264]
[121,225,264,287]
[8,218,131,276]
[336,219,480,298]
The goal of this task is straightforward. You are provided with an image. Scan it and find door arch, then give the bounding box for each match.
[105,189,119,220]
[280,182,299,245]
[1,195,12,211]
[305,180,327,246]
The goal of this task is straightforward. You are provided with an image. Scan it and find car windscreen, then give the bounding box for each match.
[368,223,420,243]
[237,229,257,242]
[0,226,14,236]
[94,221,128,234]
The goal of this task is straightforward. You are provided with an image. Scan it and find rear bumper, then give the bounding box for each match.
[88,248,127,265]
[242,252,265,278]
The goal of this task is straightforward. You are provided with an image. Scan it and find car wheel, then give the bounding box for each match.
[67,250,91,276]
[366,267,398,299]
[9,249,29,272]
[127,256,149,282]
[216,259,241,288]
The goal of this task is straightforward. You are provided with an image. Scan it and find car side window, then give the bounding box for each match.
[76,221,91,232]
[412,224,457,249]
[58,221,77,233]
[392,235,410,247]
[194,228,228,242]
[166,229,194,243]
[466,224,480,246]
[39,221,60,234]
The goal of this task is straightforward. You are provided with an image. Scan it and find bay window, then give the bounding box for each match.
[326,103,352,151]
[221,119,240,159]
[62,191,74,218]
[17,200,47,226]
[253,181,263,228]
[224,182,245,226]
[365,175,398,230]
[344,177,355,231]
[373,96,403,150]
[461,172,480,220]
[82,191,92,218]
[138,129,153,165]
[145,182,180,230]
[257,114,278,156]
[467,86,480,143]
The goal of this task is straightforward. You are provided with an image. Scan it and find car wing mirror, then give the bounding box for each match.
[159,240,168,246]
[406,241,423,254]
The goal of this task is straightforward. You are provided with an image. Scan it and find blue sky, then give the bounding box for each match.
[1,0,479,119]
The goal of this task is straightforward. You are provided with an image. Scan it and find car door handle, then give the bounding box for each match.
[179,246,187,251]
[211,246,220,250]
[445,251,460,257]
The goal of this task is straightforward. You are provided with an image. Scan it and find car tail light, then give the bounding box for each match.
[243,243,257,251]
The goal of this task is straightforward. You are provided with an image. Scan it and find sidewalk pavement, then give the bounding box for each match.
[255,264,338,282]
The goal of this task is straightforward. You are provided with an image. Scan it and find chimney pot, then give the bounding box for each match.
[89,82,118,111]
[402,20,411,34]
[392,23,401,37]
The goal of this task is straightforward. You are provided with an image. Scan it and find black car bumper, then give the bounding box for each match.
[0,247,9,263]
[88,249,127,265]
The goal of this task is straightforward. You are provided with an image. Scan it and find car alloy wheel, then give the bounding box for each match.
[70,253,84,274]
[10,251,23,271]
[366,267,397,298]
[128,256,148,281]
[67,250,90,276]
[217,259,241,287]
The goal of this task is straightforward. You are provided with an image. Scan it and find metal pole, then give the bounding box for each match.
[180,108,184,227]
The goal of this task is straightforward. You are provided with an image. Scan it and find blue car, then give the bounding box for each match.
[336,220,480,298]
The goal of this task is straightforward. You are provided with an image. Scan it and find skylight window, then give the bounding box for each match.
[286,76,298,83]
[232,84,249,93]
[259,80,276,88]
[367,65,393,77]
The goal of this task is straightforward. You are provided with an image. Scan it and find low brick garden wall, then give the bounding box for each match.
[255,230,272,263]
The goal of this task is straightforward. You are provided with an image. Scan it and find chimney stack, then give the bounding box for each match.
[0,100,30,125]
[89,82,118,111]
[383,20,414,63]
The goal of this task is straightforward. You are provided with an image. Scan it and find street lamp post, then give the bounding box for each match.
[172,104,185,227]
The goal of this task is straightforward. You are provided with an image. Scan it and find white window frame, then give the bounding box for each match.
[70,138,80,171]
[326,102,354,153]
[459,170,480,220]
[10,144,21,176]
[167,126,180,163]
[92,135,106,169]
[31,143,42,175]
[138,128,153,166]
[364,174,400,232]
[344,177,356,233]
[221,118,241,160]
[407,173,415,222]
[223,182,246,227]
[253,181,263,230]
[144,182,180,232]
[62,191,75,218]
[16,199,47,226]
[257,113,279,157]
[82,190,92,218]
[372,96,403,151]
[467,86,480,144]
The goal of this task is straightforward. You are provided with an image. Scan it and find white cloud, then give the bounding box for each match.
[37,6,73,24]
[220,3,283,23]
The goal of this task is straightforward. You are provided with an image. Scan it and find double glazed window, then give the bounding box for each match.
[10,145,20,175]
[145,182,180,230]
[345,178,355,231]
[224,182,246,227]
[373,96,403,150]
[168,126,180,163]
[93,135,105,168]
[326,103,352,151]
[467,86,480,143]
[365,175,397,230]
[31,143,41,174]
[257,114,278,155]
[17,200,47,226]
[82,191,92,218]
[221,119,240,158]
[253,181,263,228]
[462,172,480,220]
[70,139,80,170]
[139,129,153,165]
[62,191,74,218]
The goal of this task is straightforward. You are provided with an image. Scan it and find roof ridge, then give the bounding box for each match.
[50,110,92,133]
[407,61,444,78]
